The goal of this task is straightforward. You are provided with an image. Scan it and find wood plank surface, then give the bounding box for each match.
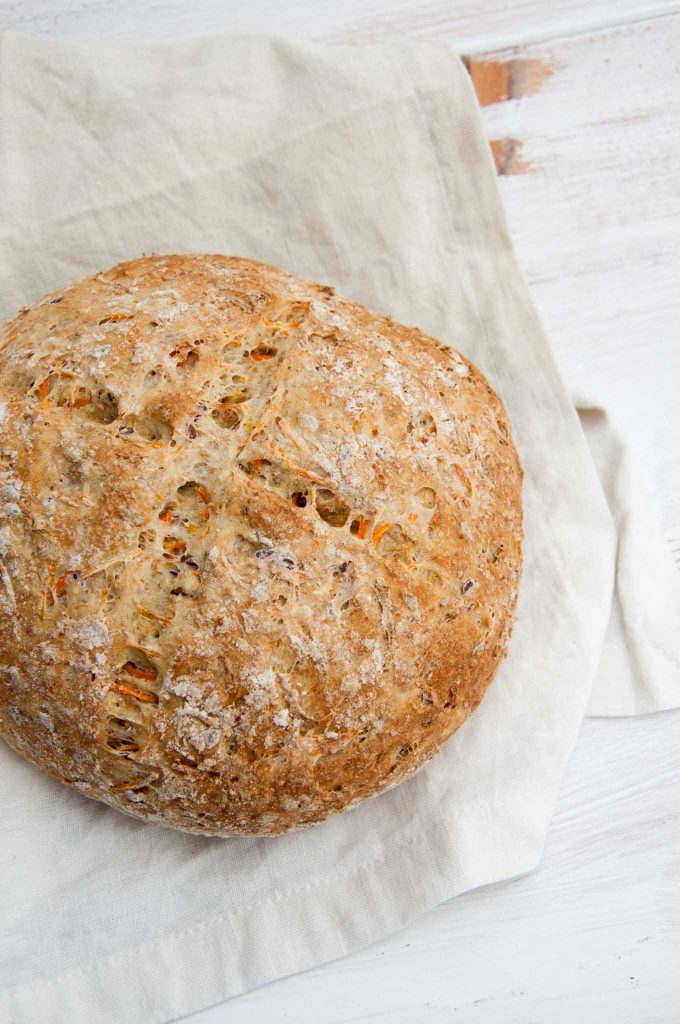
[0,0,677,49]
[476,15,680,560]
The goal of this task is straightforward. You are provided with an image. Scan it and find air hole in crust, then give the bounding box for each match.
[410,411,437,441]
[315,489,350,527]
[108,647,160,703]
[250,344,277,361]
[417,566,443,589]
[104,737,140,753]
[131,411,172,440]
[219,386,252,405]
[415,486,437,508]
[46,382,119,425]
[212,405,240,429]
[170,347,198,372]
[101,756,159,791]
[373,523,415,563]
[104,715,146,754]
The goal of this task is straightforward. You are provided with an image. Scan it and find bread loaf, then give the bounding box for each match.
[0,254,522,835]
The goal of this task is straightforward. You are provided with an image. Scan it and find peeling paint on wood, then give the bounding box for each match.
[461,56,553,174]
[490,137,533,175]
[463,57,553,106]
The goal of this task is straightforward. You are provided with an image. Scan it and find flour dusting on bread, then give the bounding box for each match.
[0,254,522,835]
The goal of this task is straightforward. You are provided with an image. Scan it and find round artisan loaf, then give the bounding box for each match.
[0,254,522,836]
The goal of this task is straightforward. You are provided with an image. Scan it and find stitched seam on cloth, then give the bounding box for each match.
[16,812,450,998]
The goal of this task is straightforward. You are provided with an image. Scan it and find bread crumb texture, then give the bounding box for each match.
[0,255,522,835]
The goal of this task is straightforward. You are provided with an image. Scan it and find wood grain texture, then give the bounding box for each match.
[0,2,678,1021]
[463,57,554,107]
[0,0,677,49]
[479,15,680,560]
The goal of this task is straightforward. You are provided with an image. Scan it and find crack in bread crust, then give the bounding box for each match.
[0,254,523,836]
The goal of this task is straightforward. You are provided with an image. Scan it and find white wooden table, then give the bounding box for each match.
[1,2,678,1021]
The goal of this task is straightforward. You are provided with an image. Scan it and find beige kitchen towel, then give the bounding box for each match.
[0,30,678,1024]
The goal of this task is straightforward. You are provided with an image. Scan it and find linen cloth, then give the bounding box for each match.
[0,30,678,1024]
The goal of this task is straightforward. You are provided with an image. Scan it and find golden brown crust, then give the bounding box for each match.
[0,254,522,835]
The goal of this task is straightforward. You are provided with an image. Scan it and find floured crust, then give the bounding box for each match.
[0,254,522,836]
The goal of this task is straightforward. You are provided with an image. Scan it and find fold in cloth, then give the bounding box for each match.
[0,30,678,1024]
[575,393,680,715]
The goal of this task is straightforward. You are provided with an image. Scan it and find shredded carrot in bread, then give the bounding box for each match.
[53,573,69,596]
[196,485,210,503]
[163,538,186,555]
[292,466,331,486]
[354,518,370,540]
[372,522,393,548]
[122,662,157,682]
[137,606,172,625]
[110,681,158,704]
[159,506,174,523]
[264,320,301,333]
[453,462,473,496]
[98,312,133,325]
[39,379,50,406]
